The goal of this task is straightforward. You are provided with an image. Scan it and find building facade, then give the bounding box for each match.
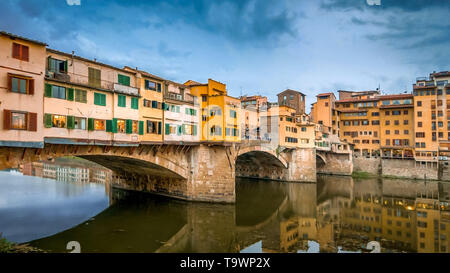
[0,32,47,148]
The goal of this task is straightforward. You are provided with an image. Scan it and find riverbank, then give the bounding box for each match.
[0,237,45,253]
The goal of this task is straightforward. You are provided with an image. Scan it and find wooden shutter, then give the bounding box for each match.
[44,114,52,128]
[165,124,170,135]
[3,110,11,130]
[28,79,34,95]
[27,112,37,131]
[139,121,144,135]
[7,74,12,92]
[67,116,75,129]
[64,60,68,73]
[44,84,52,97]
[112,118,118,133]
[22,45,29,62]
[158,122,161,135]
[12,43,20,59]
[67,88,74,101]
[106,120,112,132]
[88,118,95,131]
[193,125,197,136]
[126,119,132,134]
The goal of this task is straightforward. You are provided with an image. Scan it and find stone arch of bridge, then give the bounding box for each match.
[236,146,288,169]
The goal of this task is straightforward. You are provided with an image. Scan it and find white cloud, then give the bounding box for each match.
[66,0,81,6]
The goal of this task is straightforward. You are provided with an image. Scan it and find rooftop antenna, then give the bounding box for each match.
[240,87,242,98]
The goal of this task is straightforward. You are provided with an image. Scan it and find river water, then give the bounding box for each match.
[0,170,449,253]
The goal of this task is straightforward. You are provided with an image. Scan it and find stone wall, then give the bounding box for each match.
[353,156,381,175]
[381,159,438,180]
[317,152,353,175]
[187,145,236,203]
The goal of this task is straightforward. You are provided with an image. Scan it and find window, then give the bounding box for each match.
[94,92,106,106]
[394,120,399,125]
[12,43,29,61]
[146,120,161,134]
[48,58,67,73]
[404,130,409,135]
[386,130,390,135]
[418,122,422,127]
[372,112,379,116]
[131,97,139,109]
[385,111,390,116]
[118,95,126,107]
[75,89,87,103]
[9,75,33,94]
[11,112,27,130]
[52,115,66,128]
[94,119,105,131]
[202,95,207,102]
[230,110,237,118]
[88,67,101,88]
[74,117,86,130]
[392,110,401,115]
[417,111,422,117]
[404,120,408,125]
[372,120,380,125]
[118,74,130,86]
[51,85,66,99]
[385,120,390,126]
[145,80,156,90]
[386,139,390,146]
[416,132,425,138]
[117,119,126,133]
[417,101,422,106]
[157,83,162,92]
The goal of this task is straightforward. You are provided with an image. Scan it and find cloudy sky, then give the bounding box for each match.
[0,0,449,111]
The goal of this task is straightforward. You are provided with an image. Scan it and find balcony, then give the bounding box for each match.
[114,83,139,96]
[164,91,197,104]
[46,70,70,82]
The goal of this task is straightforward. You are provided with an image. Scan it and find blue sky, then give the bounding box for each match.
[1,0,449,111]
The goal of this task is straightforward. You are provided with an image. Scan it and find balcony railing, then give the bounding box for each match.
[164,91,196,104]
[114,83,139,96]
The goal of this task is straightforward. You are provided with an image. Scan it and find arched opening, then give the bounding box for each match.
[316,154,326,170]
[235,150,288,180]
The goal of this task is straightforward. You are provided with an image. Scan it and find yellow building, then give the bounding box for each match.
[334,97,380,157]
[378,94,414,158]
[185,79,240,143]
[125,67,164,144]
[413,71,450,162]
[260,105,300,148]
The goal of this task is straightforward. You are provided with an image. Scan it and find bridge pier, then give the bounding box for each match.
[285,148,317,182]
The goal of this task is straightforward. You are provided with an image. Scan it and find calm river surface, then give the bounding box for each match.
[0,170,449,253]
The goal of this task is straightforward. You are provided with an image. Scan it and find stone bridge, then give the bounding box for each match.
[0,140,352,203]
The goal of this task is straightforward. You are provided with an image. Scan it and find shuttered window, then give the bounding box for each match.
[118,95,126,107]
[131,97,139,109]
[67,88,74,101]
[75,89,87,103]
[88,67,101,88]
[125,119,133,134]
[118,74,130,86]
[12,43,29,62]
[94,92,106,106]
[138,121,144,135]
[8,74,34,95]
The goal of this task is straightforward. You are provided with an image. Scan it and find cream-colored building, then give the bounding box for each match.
[0,31,47,148]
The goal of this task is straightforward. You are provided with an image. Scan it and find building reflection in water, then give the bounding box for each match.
[269,176,450,253]
[21,157,112,198]
[28,176,450,253]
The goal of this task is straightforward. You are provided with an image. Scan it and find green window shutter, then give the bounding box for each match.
[88,118,95,131]
[139,121,144,135]
[126,119,132,134]
[44,114,52,128]
[177,125,182,136]
[67,88,74,101]
[162,102,166,110]
[185,108,189,115]
[118,95,125,107]
[118,74,130,86]
[101,94,106,106]
[112,118,118,133]
[44,84,52,97]
[94,93,99,105]
[158,122,162,135]
[64,60,68,72]
[182,124,186,135]
[193,125,197,136]
[106,120,112,132]
[165,124,170,135]
[176,106,180,113]
[131,97,138,109]
[67,116,75,129]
